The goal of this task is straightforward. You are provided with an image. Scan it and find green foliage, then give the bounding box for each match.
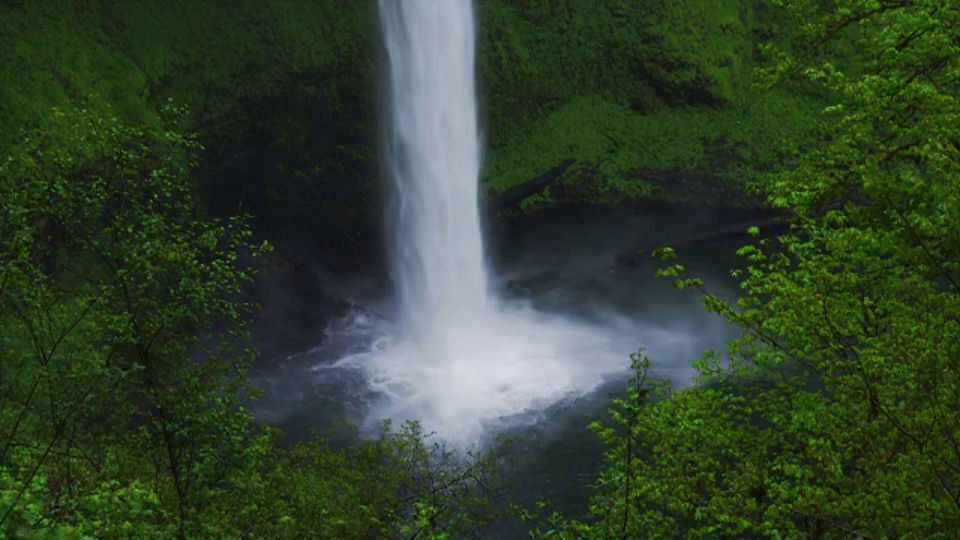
[0,102,512,538]
[478,0,761,136]
[472,0,833,215]
[483,91,817,206]
[0,1,153,148]
[477,0,819,210]
[220,421,513,539]
[525,0,960,537]
[0,1,378,256]
[0,0,371,151]
[0,101,268,536]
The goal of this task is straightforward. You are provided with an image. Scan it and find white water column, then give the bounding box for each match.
[379,0,491,344]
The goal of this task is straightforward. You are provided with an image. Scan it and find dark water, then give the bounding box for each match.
[249,206,753,530]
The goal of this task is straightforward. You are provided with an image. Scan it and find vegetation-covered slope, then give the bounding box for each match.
[476,0,817,206]
[1,0,818,261]
[1,0,377,261]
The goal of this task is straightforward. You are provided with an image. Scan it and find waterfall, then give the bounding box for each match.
[380,0,490,343]
[364,0,631,445]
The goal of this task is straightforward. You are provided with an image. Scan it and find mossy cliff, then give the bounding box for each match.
[477,0,816,211]
[0,0,816,263]
[1,0,378,262]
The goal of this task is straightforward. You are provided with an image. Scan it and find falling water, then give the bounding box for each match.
[361,0,655,445]
[242,0,739,452]
[380,0,490,341]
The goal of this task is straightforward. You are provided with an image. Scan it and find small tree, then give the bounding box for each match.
[0,101,269,537]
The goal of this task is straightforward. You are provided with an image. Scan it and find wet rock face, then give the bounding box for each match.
[193,67,381,268]
[251,259,353,362]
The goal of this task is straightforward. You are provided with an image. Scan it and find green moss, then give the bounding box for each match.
[0,0,379,260]
[483,89,820,205]
[471,0,829,211]
[0,1,153,145]
[0,0,372,151]
[477,0,767,145]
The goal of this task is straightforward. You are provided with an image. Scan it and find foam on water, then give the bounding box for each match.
[326,294,713,446]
